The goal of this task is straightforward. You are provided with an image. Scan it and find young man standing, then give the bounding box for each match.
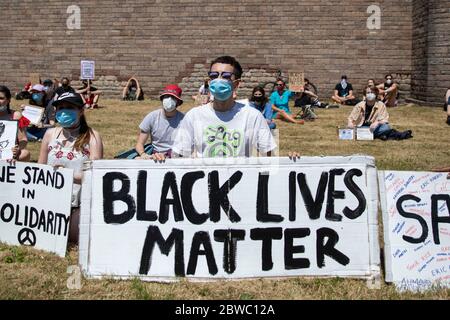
[172,56,277,158]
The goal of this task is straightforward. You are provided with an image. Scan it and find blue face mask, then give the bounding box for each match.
[56,109,79,128]
[209,78,233,102]
[31,93,44,106]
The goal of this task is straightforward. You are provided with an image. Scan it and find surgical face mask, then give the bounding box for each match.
[56,109,79,128]
[209,78,233,102]
[0,105,8,113]
[386,79,393,86]
[366,93,376,102]
[31,93,44,106]
[162,97,177,112]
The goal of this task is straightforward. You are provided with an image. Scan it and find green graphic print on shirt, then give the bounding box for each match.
[204,125,243,158]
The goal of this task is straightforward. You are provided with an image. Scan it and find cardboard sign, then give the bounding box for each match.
[0,162,74,257]
[79,157,380,282]
[22,105,45,126]
[338,128,355,140]
[29,73,41,86]
[0,120,18,160]
[356,127,374,141]
[379,171,450,291]
[288,72,305,93]
[81,60,95,80]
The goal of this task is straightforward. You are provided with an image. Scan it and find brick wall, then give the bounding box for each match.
[411,0,450,105]
[2,0,443,103]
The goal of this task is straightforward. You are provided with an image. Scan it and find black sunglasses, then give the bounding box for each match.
[208,71,234,80]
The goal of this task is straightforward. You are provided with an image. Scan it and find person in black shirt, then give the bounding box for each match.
[54,77,76,99]
[332,75,360,106]
[294,78,327,108]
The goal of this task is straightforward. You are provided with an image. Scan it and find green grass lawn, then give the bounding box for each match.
[1,98,449,300]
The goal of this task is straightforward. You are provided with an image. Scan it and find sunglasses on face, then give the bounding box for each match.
[276,83,284,87]
[208,71,234,80]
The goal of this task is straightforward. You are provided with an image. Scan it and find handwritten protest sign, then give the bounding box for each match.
[379,171,450,291]
[0,120,18,160]
[29,73,41,86]
[81,60,95,80]
[79,157,380,282]
[288,72,305,92]
[0,162,74,257]
[22,105,44,126]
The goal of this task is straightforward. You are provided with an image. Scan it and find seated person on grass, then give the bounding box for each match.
[15,82,32,100]
[332,75,360,106]
[134,84,185,161]
[376,74,399,108]
[77,80,102,109]
[54,77,76,100]
[294,78,328,109]
[270,78,304,125]
[23,84,55,142]
[122,77,144,101]
[249,86,276,130]
[347,86,412,141]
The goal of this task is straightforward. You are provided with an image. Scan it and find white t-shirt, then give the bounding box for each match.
[172,101,277,158]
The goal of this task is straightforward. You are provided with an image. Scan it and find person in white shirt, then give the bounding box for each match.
[172,56,281,158]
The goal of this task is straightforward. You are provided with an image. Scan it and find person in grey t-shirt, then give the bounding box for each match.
[135,84,184,161]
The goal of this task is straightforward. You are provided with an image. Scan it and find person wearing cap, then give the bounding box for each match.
[38,91,103,244]
[0,85,31,162]
[134,84,185,161]
[172,56,285,158]
[332,75,359,106]
[22,84,56,142]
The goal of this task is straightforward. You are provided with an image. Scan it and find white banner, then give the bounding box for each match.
[80,157,380,282]
[0,162,74,257]
[379,171,450,291]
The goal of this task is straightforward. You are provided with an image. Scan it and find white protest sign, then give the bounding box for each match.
[0,162,74,257]
[338,128,354,141]
[22,105,44,126]
[0,120,18,160]
[356,127,374,141]
[81,60,95,80]
[379,171,450,291]
[80,157,380,282]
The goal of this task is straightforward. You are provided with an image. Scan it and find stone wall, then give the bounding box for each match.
[1,0,445,103]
